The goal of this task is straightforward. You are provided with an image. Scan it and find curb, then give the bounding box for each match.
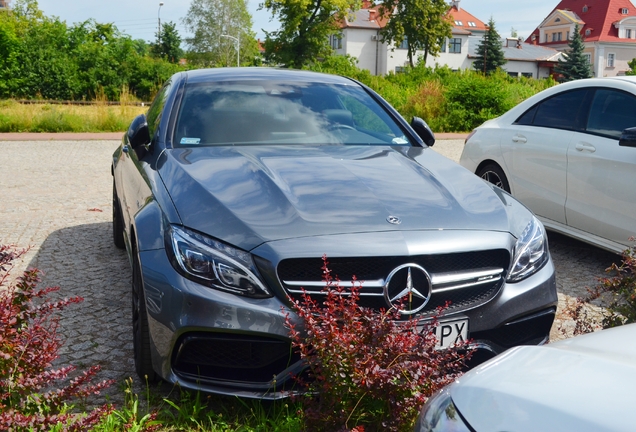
[0,132,122,141]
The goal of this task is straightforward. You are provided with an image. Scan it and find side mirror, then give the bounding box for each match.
[127,114,150,150]
[619,127,636,147]
[411,117,435,147]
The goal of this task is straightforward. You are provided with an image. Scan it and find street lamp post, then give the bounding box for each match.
[220,33,240,67]
[158,2,164,44]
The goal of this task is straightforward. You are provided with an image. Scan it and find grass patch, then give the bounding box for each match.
[0,100,146,133]
[94,378,303,432]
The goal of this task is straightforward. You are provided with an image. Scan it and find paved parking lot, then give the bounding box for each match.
[0,138,619,403]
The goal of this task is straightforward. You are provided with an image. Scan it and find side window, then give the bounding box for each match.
[514,105,538,125]
[587,89,636,139]
[146,79,173,138]
[532,89,590,131]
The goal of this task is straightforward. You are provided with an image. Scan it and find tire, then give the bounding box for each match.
[132,253,159,382]
[112,181,126,249]
[476,163,511,193]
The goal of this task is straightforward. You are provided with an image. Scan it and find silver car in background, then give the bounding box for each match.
[112,68,557,399]
[461,77,636,253]
[416,323,636,432]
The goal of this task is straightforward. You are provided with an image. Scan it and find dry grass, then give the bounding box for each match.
[0,90,146,133]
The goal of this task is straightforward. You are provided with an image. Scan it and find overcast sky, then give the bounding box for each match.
[35,0,559,44]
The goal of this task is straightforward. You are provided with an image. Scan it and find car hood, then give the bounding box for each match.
[158,145,514,250]
[451,324,636,432]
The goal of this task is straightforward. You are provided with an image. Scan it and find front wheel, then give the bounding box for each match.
[476,163,511,193]
[132,253,159,382]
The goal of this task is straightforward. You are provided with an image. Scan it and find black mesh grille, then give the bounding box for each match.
[472,308,555,349]
[278,250,510,316]
[172,333,300,384]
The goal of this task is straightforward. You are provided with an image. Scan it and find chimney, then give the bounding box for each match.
[531,34,537,45]
[369,9,377,21]
[451,0,460,11]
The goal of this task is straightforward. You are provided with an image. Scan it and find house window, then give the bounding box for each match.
[454,20,462,25]
[627,29,633,38]
[330,35,342,50]
[558,32,563,41]
[395,66,406,73]
[567,31,570,40]
[449,38,462,53]
[521,72,534,78]
[467,22,476,27]
[555,18,561,22]
[607,53,615,67]
[398,38,408,50]
[585,28,592,36]
[552,33,557,41]
[622,7,629,14]
[440,38,446,52]
[584,53,592,64]
[583,5,588,13]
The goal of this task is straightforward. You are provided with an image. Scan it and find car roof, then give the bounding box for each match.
[181,67,358,86]
[494,76,636,124]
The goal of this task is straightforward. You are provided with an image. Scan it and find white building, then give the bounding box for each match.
[333,0,562,78]
[526,0,636,77]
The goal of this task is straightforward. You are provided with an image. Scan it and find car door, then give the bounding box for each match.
[501,89,591,225]
[566,88,636,248]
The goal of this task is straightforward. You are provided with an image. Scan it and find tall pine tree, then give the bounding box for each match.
[473,18,506,75]
[554,24,593,81]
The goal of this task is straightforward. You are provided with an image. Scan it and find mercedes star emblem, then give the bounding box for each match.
[383,263,432,315]
[386,215,401,225]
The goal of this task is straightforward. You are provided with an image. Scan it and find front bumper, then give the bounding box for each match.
[138,236,557,399]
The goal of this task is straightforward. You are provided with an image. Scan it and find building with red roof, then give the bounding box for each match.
[526,0,636,76]
[332,0,562,78]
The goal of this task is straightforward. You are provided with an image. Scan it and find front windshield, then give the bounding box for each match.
[173,80,413,147]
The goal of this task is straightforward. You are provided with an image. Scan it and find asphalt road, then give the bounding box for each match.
[0,138,620,404]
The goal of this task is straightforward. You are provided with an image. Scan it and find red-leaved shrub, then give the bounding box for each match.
[286,256,471,432]
[0,245,114,431]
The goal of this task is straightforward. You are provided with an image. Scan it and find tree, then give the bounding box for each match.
[626,58,636,76]
[151,21,183,63]
[182,0,259,67]
[554,23,592,81]
[473,17,506,75]
[262,0,359,68]
[378,0,451,67]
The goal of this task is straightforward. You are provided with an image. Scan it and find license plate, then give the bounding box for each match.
[417,318,469,349]
[417,318,468,349]
[434,318,469,349]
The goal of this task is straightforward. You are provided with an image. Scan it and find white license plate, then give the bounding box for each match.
[435,318,469,348]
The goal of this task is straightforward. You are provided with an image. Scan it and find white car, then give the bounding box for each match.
[415,323,636,432]
[460,77,636,253]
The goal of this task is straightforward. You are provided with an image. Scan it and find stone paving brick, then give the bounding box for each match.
[0,139,621,408]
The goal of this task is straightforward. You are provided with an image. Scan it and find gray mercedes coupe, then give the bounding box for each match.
[111,68,557,399]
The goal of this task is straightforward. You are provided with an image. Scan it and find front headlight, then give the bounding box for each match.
[415,387,472,432]
[167,225,271,298]
[507,216,549,282]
